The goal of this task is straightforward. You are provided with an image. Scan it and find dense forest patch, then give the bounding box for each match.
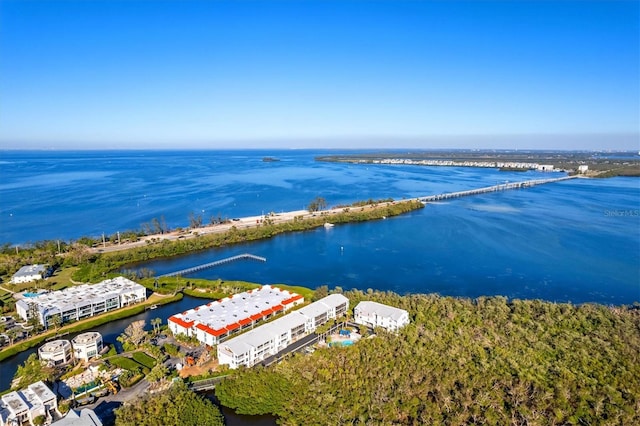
[114,382,223,426]
[216,290,640,425]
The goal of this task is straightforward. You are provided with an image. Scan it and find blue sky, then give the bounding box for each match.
[0,0,638,150]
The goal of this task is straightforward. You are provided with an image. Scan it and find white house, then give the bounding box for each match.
[16,277,146,329]
[354,301,410,332]
[11,265,49,284]
[0,381,57,426]
[218,293,349,369]
[578,165,589,173]
[38,339,74,367]
[71,332,103,362]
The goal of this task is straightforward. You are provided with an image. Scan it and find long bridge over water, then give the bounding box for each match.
[418,175,578,203]
[158,253,266,278]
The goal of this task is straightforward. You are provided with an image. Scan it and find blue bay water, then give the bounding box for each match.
[1,149,639,304]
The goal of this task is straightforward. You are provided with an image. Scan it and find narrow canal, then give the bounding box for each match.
[1,295,206,391]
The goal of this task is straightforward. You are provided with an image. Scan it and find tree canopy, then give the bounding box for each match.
[114,382,223,426]
[307,196,327,212]
[117,320,146,350]
[216,291,640,425]
[12,353,54,390]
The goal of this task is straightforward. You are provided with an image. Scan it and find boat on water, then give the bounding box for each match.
[324,223,334,228]
[149,304,158,310]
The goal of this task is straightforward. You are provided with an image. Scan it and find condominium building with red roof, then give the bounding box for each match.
[167,285,304,346]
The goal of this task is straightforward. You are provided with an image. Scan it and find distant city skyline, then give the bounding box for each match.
[1,1,638,150]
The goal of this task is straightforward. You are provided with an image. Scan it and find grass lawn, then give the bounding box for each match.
[48,267,78,290]
[132,352,157,370]
[109,355,149,373]
[272,284,314,301]
[0,267,78,294]
[0,289,12,303]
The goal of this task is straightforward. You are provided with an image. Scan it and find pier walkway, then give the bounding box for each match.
[418,175,577,203]
[158,253,266,278]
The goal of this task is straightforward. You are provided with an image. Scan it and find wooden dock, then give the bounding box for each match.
[158,253,266,278]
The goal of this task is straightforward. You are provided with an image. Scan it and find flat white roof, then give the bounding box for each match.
[39,339,71,355]
[321,293,350,308]
[28,380,56,403]
[72,332,102,346]
[355,301,408,321]
[0,381,56,425]
[222,338,255,355]
[224,310,308,354]
[297,293,348,318]
[17,277,145,314]
[1,391,28,414]
[13,264,47,278]
[169,285,302,336]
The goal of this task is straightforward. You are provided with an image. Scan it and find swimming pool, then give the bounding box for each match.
[329,340,353,347]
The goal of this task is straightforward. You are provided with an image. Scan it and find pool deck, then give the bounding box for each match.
[321,330,362,348]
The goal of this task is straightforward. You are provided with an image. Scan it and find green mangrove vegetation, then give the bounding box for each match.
[216,289,640,425]
[114,381,224,426]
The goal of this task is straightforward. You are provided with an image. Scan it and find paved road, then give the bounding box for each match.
[81,378,150,426]
[261,332,319,367]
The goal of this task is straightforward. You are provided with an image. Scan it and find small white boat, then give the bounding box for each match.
[324,223,334,228]
[149,304,158,310]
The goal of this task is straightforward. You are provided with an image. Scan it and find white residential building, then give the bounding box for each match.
[218,293,349,369]
[11,265,49,284]
[0,381,57,426]
[168,285,304,346]
[72,332,103,362]
[39,339,74,367]
[354,301,410,332]
[16,277,146,329]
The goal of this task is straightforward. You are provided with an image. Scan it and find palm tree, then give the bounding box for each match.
[50,314,62,331]
[7,328,19,346]
[151,318,162,335]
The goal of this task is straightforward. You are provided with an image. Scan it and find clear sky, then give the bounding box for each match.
[0,0,638,150]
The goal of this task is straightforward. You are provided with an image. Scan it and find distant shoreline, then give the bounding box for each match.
[316,151,640,178]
